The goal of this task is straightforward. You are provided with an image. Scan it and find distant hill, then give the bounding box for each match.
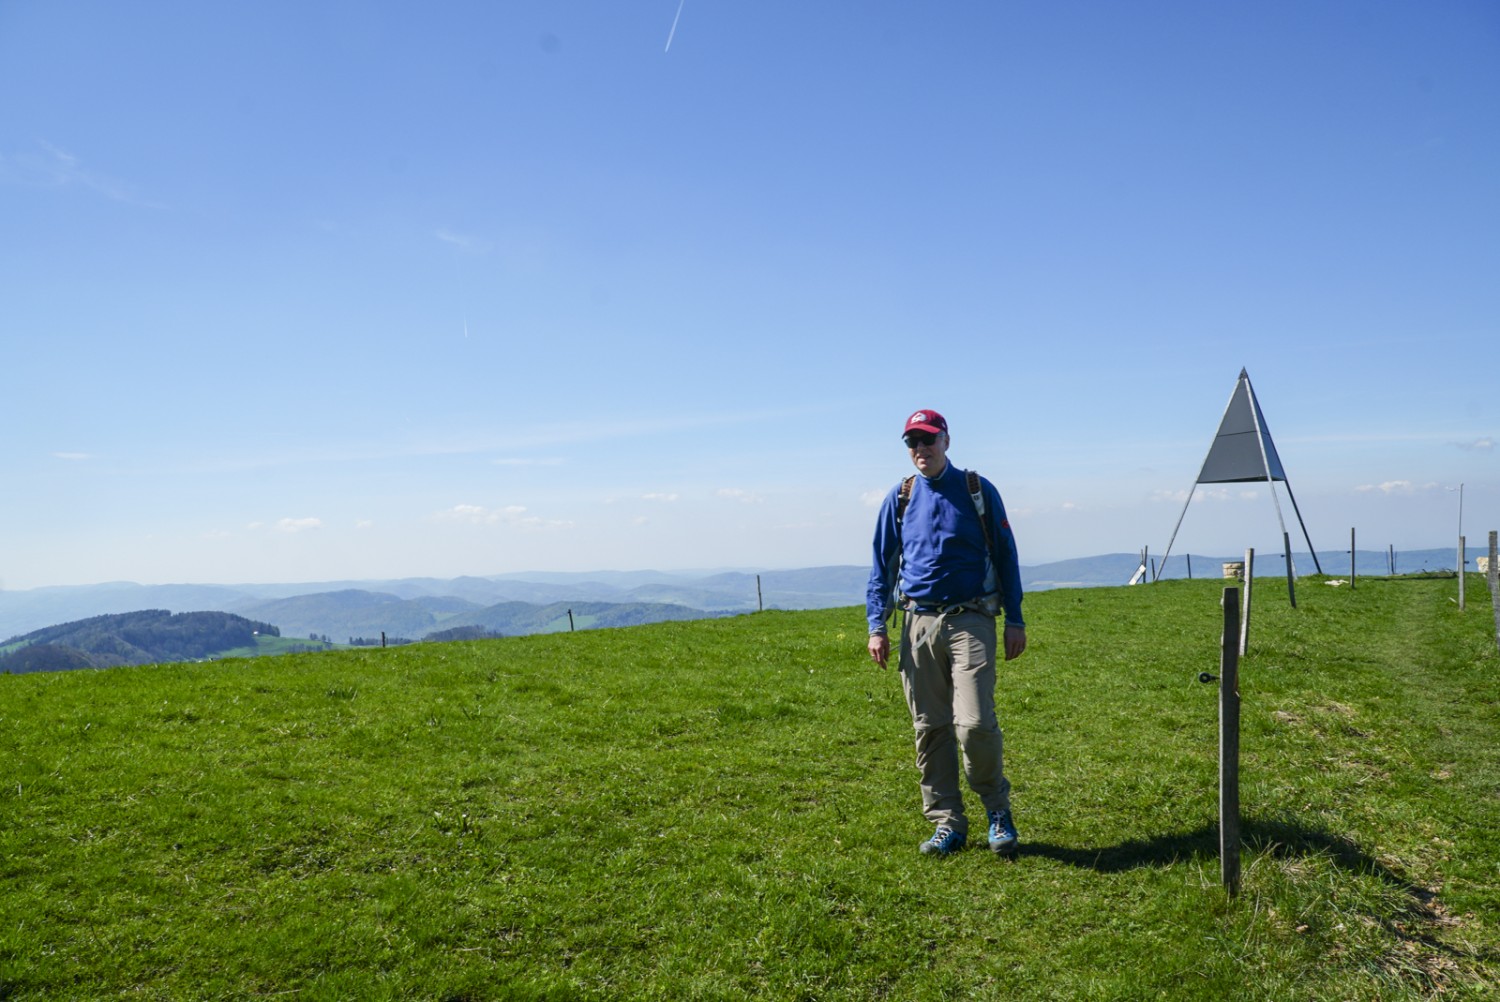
[0,643,100,673]
[234,589,480,642]
[0,549,1477,651]
[0,582,268,644]
[442,600,724,636]
[0,610,281,673]
[224,589,717,643]
[0,594,726,673]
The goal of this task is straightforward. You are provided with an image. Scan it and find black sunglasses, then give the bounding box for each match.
[904,431,938,448]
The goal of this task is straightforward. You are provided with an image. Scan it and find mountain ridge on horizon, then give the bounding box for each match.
[1,548,1479,646]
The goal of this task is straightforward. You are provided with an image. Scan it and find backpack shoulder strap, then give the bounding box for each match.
[966,470,993,554]
[896,475,916,525]
[886,476,918,617]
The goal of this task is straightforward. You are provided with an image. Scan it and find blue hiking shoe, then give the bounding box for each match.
[919,825,967,856]
[987,809,1018,854]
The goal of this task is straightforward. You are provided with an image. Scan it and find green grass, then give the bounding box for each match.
[2,576,1497,1000]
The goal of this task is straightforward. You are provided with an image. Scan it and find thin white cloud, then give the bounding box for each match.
[641,492,679,502]
[355,519,375,530]
[498,404,837,453]
[434,503,571,529]
[1152,487,1252,503]
[0,141,165,208]
[175,405,834,478]
[1014,501,1086,516]
[436,227,492,253]
[241,516,324,534]
[491,457,565,467]
[860,489,886,508]
[437,504,518,525]
[716,487,764,504]
[1289,431,1466,445]
[52,452,93,461]
[1353,480,1440,495]
[1455,437,1493,452]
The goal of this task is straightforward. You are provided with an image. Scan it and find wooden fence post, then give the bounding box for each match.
[1490,531,1498,590]
[1220,586,1242,897]
[1459,536,1466,610]
[1489,531,1499,654]
[757,575,763,612]
[1240,548,1254,656]
[567,609,575,632]
[1350,527,1356,591]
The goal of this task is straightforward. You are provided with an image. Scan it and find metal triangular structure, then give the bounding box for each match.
[1156,369,1322,580]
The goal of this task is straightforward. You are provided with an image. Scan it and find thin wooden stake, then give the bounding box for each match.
[1350,527,1356,591]
[1220,586,1242,897]
[1490,531,1498,591]
[757,574,763,612]
[1458,536,1466,610]
[1240,548,1254,656]
[568,609,575,632]
[1489,531,1499,654]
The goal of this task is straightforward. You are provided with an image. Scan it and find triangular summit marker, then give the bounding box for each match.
[1198,369,1288,484]
[1156,369,1322,582]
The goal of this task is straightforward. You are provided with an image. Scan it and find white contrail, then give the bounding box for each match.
[665,0,686,52]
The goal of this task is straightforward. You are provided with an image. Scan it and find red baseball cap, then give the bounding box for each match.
[903,410,948,436]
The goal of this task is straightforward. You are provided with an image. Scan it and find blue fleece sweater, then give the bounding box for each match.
[865,461,1025,633]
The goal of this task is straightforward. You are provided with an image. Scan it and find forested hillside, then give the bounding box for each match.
[0,610,280,673]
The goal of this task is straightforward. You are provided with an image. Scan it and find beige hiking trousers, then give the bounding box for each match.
[898,608,1010,836]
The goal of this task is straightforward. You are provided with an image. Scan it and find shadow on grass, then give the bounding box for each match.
[1019,815,1399,881]
[1019,814,1499,969]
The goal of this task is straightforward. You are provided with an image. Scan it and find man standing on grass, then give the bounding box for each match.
[866,409,1027,857]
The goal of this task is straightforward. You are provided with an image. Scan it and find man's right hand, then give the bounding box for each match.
[868,632,890,668]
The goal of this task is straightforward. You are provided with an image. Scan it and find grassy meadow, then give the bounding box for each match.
[2,575,1497,1000]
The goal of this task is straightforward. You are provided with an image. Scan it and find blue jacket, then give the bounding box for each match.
[865,461,1025,633]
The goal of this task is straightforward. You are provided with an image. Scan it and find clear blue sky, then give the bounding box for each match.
[2,1,1496,590]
